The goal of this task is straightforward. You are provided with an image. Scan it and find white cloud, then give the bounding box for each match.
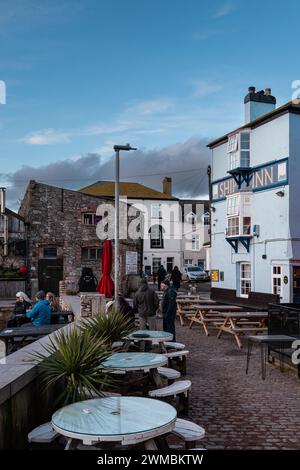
[22,128,71,145]
[191,80,224,97]
[213,3,235,18]
[126,98,174,115]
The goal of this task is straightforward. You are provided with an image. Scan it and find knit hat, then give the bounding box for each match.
[16,291,32,303]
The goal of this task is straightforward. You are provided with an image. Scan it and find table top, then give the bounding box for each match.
[177,299,216,304]
[126,330,173,342]
[0,324,64,338]
[247,334,298,343]
[194,305,243,311]
[101,352,168,371]
[219,311,268,318]
[52,397,177,445]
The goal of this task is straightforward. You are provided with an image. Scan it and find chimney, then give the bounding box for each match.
[163,177,172,196]
[244,86,276,123]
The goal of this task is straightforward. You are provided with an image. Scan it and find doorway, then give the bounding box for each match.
[293,266,300,303]
[38,259,63,295]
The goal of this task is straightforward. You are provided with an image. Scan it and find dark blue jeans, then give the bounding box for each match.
[163,313,176,342]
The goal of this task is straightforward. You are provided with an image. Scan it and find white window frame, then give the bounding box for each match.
[192,235,200,251]
[82,212,101,225]
[184,259,193,266]
[227,131,251,171]
[272,265,282,296]
[151,204,162,219]
[240,262,251,298]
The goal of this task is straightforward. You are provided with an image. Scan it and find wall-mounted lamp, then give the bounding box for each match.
[276,190,285,197]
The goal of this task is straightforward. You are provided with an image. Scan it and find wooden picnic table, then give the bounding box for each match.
[188,305,242,331]
[216,311,268,349]
[176,299,217,326]
[0,324,65,354]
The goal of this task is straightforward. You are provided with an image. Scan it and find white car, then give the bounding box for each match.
[182,266,209,282]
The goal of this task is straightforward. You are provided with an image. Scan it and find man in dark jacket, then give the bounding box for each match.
[133,278,159,330]
[161,279,177,341]
[171,266,182,290]
[157,265,167,291]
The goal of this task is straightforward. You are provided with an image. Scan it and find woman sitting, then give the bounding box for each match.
[7,292,32,327]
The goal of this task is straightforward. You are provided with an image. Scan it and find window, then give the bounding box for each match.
[150,225,164,248]
[240,132,250,167]
[43,247,57,258]
[226,193,252,237]
[184,259,193,266]
[82,213,102,225]
[240,263,251,297]
[227,216,239,236]
[227,195,240,216]
[187,212,196,225]
[167,257,174,273]
[151,204,162,219]
[81,247,102,261]
[228,131,251,170]
[227,134,238,153]
[243,217,251,235]
[202,212,210,225]
[272,265,282,295]
[192,235,200,250]
[197,260,204,269]
[152,258,161,274]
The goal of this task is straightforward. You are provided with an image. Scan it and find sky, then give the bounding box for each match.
[1,0,300,207]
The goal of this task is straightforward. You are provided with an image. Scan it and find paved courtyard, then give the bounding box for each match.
[172,318,300,449]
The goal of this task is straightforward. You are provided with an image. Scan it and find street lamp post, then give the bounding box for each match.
[113,144,137,308]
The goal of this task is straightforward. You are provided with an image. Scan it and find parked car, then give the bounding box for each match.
[182,266,210,282]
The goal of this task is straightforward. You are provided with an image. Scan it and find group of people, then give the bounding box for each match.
[157,265,182,291]
[133,277,177,341]
[8,290,59,327]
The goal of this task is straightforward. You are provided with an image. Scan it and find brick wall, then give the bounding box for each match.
[19,181,143,290]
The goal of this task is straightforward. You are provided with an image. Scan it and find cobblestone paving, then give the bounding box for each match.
[173,320,300,450]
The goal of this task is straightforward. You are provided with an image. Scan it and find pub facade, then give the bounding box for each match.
[208,87,300,306]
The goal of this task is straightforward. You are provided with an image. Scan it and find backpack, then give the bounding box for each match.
[78,268,98,292]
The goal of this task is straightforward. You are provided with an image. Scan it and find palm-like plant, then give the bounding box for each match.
[33,327,113,406]
[81,309,137,347]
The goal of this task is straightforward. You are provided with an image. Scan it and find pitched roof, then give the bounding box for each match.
[79,181,178,200]
[207,101,300,149]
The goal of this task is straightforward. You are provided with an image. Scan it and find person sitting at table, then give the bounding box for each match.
[25,290,51,326]
[7,291,32,327]
[133,278,159,330]
[46,292,59,312]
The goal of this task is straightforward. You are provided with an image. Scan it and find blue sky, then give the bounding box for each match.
[1,0,300,205]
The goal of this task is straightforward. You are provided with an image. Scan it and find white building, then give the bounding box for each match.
[208,87,300,307]
[179,199,210,270]
[80,178,182,275]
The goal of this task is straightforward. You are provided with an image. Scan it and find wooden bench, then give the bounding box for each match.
[165,350,189,375]
[163,341,186,350]
[157,366,181,384]
[171,418,205,450]
[28,422,59,444]
[148,380,191,414]
[189,311,223,336]
[176,306,198,326]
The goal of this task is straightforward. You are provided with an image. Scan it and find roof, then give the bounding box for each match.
[79,181,178,200]
[207,101,300,149]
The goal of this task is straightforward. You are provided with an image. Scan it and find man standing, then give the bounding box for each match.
[157,265,167,291]
[133,278,159,330]
[161,279,177,341]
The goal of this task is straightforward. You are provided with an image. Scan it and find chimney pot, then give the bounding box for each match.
[248,86,256,93]
[264,88,272,95]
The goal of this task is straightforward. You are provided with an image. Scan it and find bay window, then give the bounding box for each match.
[228,131,251,171]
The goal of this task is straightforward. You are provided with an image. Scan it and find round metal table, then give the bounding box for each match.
[125,330,173,353]
[101,352,168,371]
[52,396,177,449]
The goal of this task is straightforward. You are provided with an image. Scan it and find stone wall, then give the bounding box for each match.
[19,181,143,292]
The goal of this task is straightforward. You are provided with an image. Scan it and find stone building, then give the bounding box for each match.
[19,181,143,295]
